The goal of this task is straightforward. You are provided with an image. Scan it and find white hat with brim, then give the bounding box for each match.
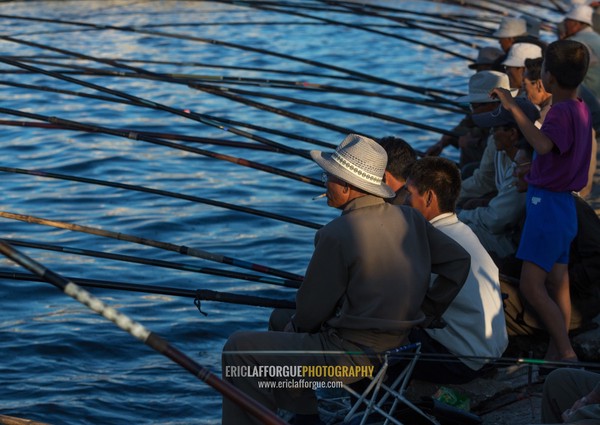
[493,17,528,38]
[565,5,593,26]
[502,43,543,67]
[310,134,396,199]
[455,70,518,104]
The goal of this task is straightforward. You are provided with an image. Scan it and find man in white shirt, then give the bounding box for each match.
[403,157,508,383]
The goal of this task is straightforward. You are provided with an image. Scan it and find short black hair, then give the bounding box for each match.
[377,136,417,180]
[524,57,543,80]
[407,157,461,213]
[544,39,589,89]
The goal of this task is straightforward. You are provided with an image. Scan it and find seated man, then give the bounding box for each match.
[221,134,471,425]
[500,142,600,337]
[425,71,515,174]
[403,157,508,384]
[376,135,417,205]
[458,97,540,261]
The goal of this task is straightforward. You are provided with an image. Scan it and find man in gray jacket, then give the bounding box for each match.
[221,134,471,425]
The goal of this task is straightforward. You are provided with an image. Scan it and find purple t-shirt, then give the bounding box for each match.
[526,98,592,192]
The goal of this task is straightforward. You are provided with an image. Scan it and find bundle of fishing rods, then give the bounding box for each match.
[0,0,579,422]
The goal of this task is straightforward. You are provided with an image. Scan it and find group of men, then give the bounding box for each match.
[219,3,600,425]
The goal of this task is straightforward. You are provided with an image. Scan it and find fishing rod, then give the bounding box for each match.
[6,56,468,107]
[0,241,288,425]
[316,0,483,50]
[0,52,314,161]
[192,83,462,138]
[2,238,302,289]
[0,210,306,282]
[0,116,277,153]
[192,84,369,139]
[0,166,322,230]
[319,0,496,34]
[0,270,295,309]
[7,54,367,83]
[212,0,474,61]
[0,31,468,104]
[228,0,493,34]
[0,106,322,187]
[0,14,462,100]
[0,79,336,150]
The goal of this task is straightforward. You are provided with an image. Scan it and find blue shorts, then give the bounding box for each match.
[516,186,576,272]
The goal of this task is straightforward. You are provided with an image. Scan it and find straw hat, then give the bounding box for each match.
[472,97,540,128]
[310,134,395,199]
[565,5,593,26]
[502,43,543,67]
[468,46,504,69]
[456,71,517,104]
[493,17,528,38]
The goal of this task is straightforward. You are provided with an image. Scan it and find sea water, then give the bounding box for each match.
[0,1,558,423]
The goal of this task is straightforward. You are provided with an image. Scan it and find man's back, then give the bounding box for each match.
[296,196,471,343]
[427,213,508,370]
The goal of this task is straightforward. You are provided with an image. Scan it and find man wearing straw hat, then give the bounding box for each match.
[222,134,471,425]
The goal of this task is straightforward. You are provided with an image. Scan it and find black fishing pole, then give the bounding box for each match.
[0,210,306,282]
[0,13,462,99]
[192,84,368,139]
[192,83,462,138]
[0,78,336,150]
[0,166,322,230]
[0,241,288,425]
[0,52,313,160]
[5,56,468,107]
[0,32,467,115]
[0,106,322,187]
[0,270,296,309]
[318,0,495,34]
[8,53,366,83]
[3,238,302,289]
[0,116,277,153]
[211,0,474,61]
[315,0,482,50]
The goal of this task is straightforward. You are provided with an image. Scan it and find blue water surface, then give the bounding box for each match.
[0,1,560,423]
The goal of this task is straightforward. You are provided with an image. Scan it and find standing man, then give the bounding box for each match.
[403,157,507,384]
[221,134,471,425]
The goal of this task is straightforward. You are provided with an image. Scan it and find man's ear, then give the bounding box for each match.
[535,79,544,93]
[425,189,433,207]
